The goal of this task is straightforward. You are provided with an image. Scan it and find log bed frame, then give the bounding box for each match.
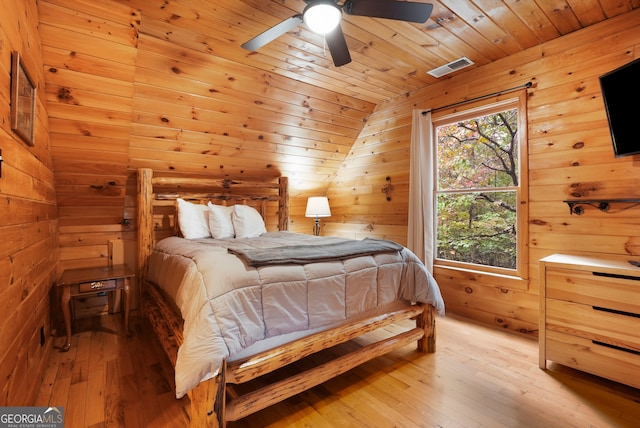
[136,168,437,427]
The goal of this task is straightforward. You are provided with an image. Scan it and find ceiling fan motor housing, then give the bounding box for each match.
[303,0,343,34]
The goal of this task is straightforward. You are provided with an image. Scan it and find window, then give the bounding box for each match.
[433,95,528,277]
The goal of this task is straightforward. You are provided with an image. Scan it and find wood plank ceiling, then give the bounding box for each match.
[168,0,639,104]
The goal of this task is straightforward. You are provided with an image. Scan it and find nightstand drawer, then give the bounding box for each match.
[79,279,117,293]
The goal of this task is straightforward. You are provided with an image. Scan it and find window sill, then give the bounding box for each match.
[433,264,529,291]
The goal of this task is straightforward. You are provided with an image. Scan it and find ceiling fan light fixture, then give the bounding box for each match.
[242,0,433,67]
[304,3,342,34]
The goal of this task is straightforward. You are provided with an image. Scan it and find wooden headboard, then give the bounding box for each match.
[136,168,289,286]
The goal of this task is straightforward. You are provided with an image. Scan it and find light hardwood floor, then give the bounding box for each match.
[36,313,640,427]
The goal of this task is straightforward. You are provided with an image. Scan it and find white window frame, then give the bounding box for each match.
[432,92,529,280]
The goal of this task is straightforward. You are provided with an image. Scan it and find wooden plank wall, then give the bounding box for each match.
[0,1,58,406]
[38,0,140,272]
[327,9,640,337]
[119,0,374,233]
[37,0,377,260]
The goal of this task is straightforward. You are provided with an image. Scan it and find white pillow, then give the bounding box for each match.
[232,205,267,238]
[207,202,235,239]
[176,198,211,239]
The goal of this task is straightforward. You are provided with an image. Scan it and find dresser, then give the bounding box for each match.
[539,254,640,389]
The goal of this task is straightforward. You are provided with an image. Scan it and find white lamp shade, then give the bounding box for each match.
[305,196,331,217]
[303,3,341,34]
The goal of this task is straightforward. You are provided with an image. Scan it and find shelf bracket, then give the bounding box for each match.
[564,199,640,215]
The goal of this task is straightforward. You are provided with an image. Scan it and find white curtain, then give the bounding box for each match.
[407,110,434,271]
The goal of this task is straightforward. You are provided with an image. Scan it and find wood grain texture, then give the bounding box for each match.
[0,0,57,408]
[35,313,640,427]
[4,0,640,406]
[136,167,433,426]
[39,0,140,273]
[327,9,640,338]
[540,254,640,389]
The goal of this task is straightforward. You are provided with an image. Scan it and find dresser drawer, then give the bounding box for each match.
[545,298,640,352]
[545,330,640,389]
[545,267,640,314]
[78,279,117,293]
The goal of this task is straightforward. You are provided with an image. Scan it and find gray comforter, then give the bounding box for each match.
[146,231,445,398]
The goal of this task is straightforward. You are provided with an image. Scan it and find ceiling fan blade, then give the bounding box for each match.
[325,25,352,66]
[344,0,433,23]
[241,15,304,51]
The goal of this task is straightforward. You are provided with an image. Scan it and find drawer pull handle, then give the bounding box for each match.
[592,340,640,356]
[592,306,640,319]
[91,281,105,289]
[593,271,640,281]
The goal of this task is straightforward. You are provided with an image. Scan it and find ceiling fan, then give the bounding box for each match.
[241,0,434,67]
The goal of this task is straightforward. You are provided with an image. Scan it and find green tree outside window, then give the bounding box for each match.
[435,108,519,269]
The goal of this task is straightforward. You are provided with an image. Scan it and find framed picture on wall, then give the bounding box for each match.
[10,51,36,146]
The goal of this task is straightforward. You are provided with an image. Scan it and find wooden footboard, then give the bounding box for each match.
[143,279,436,427]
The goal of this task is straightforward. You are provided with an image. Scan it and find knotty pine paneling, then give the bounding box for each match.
[127,30,372,186]
[327,9,640,337]
[0,1,58,406]
[118,3,375,233]
[39,0,140,271]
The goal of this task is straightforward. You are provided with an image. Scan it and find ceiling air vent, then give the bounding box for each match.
[427,57,474,78]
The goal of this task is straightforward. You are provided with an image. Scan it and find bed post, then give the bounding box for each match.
[278,176,289,231]
[189,361,226,428]
[417,304,436,353]
[137,168,154,302]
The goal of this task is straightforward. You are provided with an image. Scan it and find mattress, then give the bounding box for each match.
[146,231,445,398]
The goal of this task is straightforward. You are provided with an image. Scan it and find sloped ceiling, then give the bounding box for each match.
[139,0,639,103]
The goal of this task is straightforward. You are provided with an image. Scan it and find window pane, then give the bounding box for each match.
[437,109,519,190]
[436,191,517,269]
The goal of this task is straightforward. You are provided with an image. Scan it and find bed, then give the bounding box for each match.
[136,168,444,427]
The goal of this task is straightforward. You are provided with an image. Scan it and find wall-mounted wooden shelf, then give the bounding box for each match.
[564,199,640,215]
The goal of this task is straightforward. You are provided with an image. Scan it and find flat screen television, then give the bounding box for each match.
[599,57,640,157]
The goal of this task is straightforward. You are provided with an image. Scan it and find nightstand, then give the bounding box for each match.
[57,264,134,352]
